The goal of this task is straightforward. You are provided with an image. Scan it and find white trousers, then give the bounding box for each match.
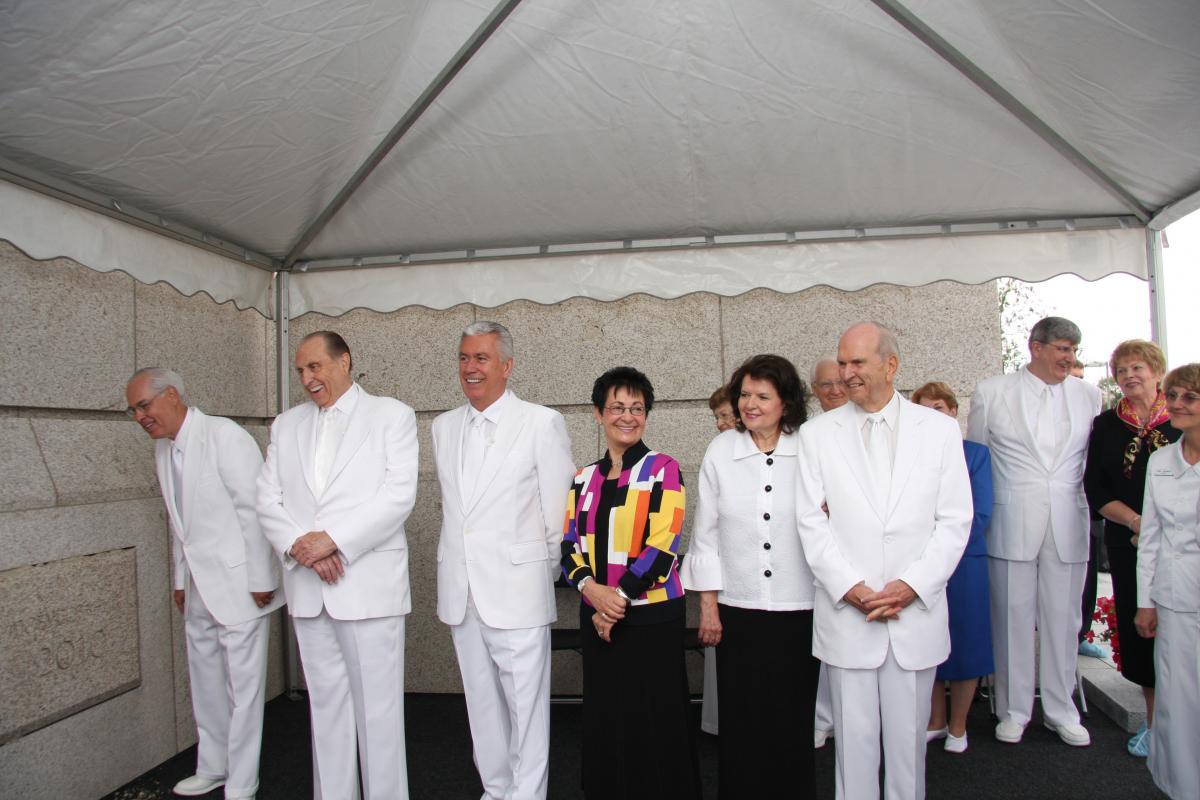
[815,661,834,732]
[184,584,271,799]
[827,644,935,800]
[293,612,408,800]
[700,646,718,735]
[989,524,1085,728]
[1150,607,1200,800]
[450,597,551,800]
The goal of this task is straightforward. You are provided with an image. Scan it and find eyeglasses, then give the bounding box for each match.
[1035,341,1079,357]
[125,389,167,418]
[605,404,646,417]
[814,380,846,391]
[1165,389,1200,405]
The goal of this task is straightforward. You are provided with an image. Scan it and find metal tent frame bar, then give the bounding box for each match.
[867,0,1153,225]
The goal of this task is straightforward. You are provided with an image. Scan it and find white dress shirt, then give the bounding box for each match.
[1137,440,1200,612]
[682,428,815,610]
[171,407,193,516]
[1020,367,1067,466]
[461,390,510,503]
[313,383,360,494]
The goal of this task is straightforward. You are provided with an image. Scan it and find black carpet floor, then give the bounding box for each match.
[105,691,1166,800]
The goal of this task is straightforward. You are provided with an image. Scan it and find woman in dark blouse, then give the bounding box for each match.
[1084,339,1179,758]
[561,367,700,799]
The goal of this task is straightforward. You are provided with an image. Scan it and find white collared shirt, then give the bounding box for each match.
[170,407,194,514]
[313,382,360,493]
[1137,440,1200,612]
[681,428,815,610]
[853,389,901,469]
[1020,366,1067,460]
[461,389,511,496]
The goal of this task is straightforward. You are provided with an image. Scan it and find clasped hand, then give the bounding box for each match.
[844,579,916,621]
[291,531,344,584]
[583,581,628,643]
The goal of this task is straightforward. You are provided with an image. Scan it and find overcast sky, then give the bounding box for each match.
[1026,210,1199,379]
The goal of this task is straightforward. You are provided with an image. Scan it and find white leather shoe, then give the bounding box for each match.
[944,732,968,753]
[926,726,948,743]
[1044,721,1091,747]
[995,719,1025,743]
[172,774,225,796]
[814,728,834,748]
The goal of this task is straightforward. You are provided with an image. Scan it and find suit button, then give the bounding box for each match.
[765,485,772,492]
[763,542,771,550]
[766,458,774,466]
[763,512,771,521]
[764,569,772,578]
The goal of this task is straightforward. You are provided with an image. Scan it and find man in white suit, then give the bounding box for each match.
[796,323,972,800]
[257,331,419,800]
[126,367,282,800]
[967,316,1101,747]
[432,321,575,800]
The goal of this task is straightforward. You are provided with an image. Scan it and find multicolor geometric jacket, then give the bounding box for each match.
[561,440,686,621]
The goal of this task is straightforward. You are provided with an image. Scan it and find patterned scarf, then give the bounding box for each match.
[1116,393,1171,479]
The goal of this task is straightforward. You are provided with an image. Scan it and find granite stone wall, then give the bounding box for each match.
[0,239,1000,798]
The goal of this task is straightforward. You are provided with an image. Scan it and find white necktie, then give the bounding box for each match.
[866,414,891,508]
[462,414,488,501]
[170,443,185,516]
[314,408,339,494]
[1035,386,1056,465]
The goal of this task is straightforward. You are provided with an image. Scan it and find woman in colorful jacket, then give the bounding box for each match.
[561,366,700,799]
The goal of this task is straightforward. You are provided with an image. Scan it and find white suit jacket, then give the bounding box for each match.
[156,408,283,626]
[432,393,575,629]
[795,396,972,671]
[967,371,1101,563]
[256,385,419,620]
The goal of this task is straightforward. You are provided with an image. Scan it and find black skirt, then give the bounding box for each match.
[579,602,701,799]
[715,604,819,799]
[1104,526,1156,687]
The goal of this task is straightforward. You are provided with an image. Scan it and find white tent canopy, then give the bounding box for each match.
[2,0,1198,315]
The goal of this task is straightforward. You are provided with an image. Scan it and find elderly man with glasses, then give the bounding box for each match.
[968,316,1102,747]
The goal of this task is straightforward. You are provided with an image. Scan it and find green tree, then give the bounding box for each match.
[997,278,1046,373]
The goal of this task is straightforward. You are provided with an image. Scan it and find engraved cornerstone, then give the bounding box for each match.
[0,548,141,745]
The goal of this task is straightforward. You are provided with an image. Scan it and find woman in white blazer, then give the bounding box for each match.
[1135,363,1200,800]
[682,354,819,799]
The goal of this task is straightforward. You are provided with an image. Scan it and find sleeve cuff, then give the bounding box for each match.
[679,553,723,592]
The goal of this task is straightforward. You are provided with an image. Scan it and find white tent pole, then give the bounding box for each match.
[866,0,1152,225]
[273,271,303,698]
[282,0,526,269]
[1147,228,1169,358]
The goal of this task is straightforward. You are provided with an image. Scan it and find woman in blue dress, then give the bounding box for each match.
[913,381,994,754]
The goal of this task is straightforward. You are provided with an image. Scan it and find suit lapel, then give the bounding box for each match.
[294,403,319,498]
[325,392,372,492]
[156,440,185,536]
[834,408,885,521]
[1002,376,1045,470]
[886,399,921,519]
[180,409,206,532]
[465,397,532,515]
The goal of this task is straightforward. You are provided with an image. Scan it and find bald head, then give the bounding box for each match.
[837,322,899,413]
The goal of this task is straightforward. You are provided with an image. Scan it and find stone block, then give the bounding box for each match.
[1080,656,1145,733]
[0,499,177,800]
[486,294,723,407]
[0,243,135,410]
[0,549,141,745]
[288,305,476,413]
[642,404,719,474]
[0,418,56,512]
[30,418,160,507]
[722,282,999,397]
[135,281,272,418]
[405,481,461,693]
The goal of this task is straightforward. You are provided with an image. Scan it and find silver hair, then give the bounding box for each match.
[1028,316,1082,348]
[129,367,188,404]
[810,356,839,383]
[461,320,514,360]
